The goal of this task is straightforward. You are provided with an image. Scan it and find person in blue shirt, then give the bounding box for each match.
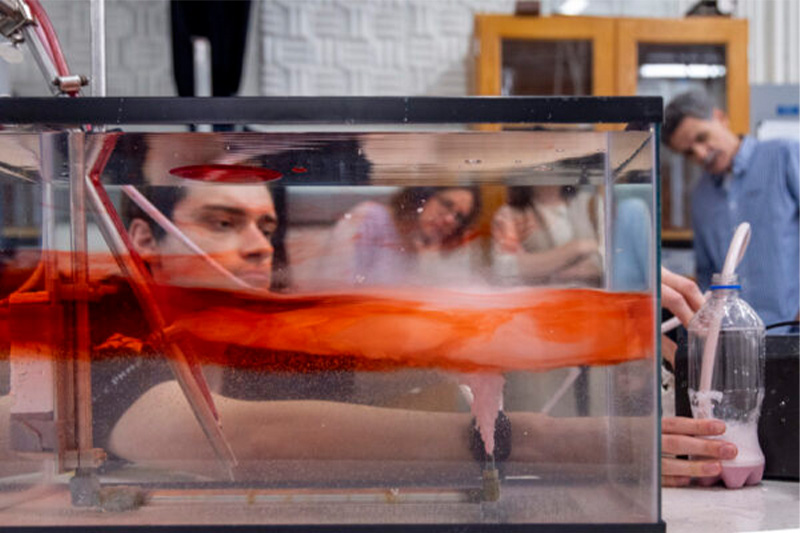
[663,90,800,330]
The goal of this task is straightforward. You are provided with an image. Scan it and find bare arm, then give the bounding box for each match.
[108,382,641,474]
[551,250,603,284]
[514,239,599,281]
[108,381,475,468]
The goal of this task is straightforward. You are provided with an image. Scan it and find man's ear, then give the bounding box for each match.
[128,218,160,265]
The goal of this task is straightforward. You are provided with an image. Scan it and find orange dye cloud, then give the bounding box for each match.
[0,254,655,374]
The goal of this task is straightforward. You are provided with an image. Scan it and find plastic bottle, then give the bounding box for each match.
[687,273,766,489]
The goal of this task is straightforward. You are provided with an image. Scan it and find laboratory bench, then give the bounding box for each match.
[663,480,799,532]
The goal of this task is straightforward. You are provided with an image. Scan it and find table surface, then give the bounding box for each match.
[663,480,799,532]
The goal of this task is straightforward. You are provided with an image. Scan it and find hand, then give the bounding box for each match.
[661,416,738,487]
[661,267,705,326]
[492,214,520,253]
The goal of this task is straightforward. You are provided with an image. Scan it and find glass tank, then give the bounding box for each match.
[0,97,662,530]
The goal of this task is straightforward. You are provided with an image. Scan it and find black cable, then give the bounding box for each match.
[766,320,800,330]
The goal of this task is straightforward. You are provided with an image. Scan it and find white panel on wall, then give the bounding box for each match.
[258,0,515,96]
[105,0,173,96]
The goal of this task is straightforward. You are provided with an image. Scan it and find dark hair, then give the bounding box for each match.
[663,90,715,144]
[507,185,577,210]
[120,186,187,241]
[389,186,482,250]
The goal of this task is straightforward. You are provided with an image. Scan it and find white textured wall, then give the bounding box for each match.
[258,0,799,95]
[259,0,514,96]
[3,0,798,97]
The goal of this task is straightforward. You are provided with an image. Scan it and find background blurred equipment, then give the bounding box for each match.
[750,84,800,142]
[686,0,736,17]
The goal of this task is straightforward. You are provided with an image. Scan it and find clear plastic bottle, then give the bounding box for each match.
[687,273,766,488]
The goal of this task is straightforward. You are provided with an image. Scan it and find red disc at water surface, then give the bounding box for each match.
[169,164,283,183]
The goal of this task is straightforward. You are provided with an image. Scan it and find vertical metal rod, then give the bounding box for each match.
[193,36,213,132]
[39,134,58,296]
[89,0,106,98]
[67,132,93,459]
[603,131,613,290]
[39,132,76,455]
[669,152,683,228]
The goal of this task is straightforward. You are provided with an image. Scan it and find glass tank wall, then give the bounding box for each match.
[0,97,661,530]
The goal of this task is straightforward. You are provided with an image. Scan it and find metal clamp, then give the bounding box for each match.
[0,0,33,44]
[54,74,89,94]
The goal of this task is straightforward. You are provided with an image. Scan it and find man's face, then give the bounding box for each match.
[148,185,277,290]
[668,112,740,175]
[417,189,474,246]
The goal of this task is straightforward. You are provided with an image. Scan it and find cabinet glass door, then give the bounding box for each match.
[475,16,615,97]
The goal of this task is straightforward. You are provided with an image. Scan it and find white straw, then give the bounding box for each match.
[698,223,752,400]
[121,185,251,289]
[661,223,750,334]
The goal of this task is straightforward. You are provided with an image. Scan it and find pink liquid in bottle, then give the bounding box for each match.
[694,420,765,489]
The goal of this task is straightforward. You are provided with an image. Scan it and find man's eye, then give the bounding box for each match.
[696,132,708,143]
[204,216,235,231]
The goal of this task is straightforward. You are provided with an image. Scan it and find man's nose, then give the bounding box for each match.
[691,144,707,164]
[442,210,458,225]
[239,224,274,261]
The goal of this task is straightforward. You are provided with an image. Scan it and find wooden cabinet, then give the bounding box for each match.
[474,14,749,244]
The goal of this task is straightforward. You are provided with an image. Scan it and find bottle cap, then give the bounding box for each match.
[710,272,740,290]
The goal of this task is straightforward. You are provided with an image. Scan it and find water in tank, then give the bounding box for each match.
[0,97,661,530]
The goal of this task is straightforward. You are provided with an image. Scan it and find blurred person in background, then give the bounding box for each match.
[663,90,799,332]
